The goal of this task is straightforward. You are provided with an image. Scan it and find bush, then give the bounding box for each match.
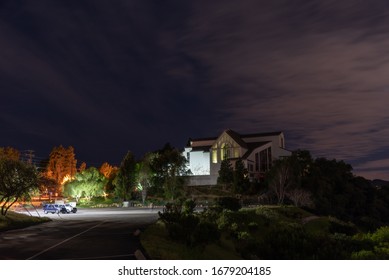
[370,226,389,243]
[158,201,220,247]
[216,210,241,230]
[351,250,376,260]
[182,199,196,214]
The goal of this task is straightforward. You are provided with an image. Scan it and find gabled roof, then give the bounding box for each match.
[225,129,248,149]
[187,130,282,151]
[242,141,271,159]
[241,131,282,138]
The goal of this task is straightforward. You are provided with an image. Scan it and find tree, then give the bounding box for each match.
[306,157,356,219]
[63,167,107,201]
[233,159,250,194]
[79,162,87,172]
[46,145,77,192]
[99,162,119,194]
[138,153,155,204]
[0,159,38,215]
[267,157,294,204]
[0,147,20,161]
[287,188,313,207]
[267,150,313,205]
[217,159,234,190]
[113,151,138,201]
[99,162,116,178]
[150,143,189,201]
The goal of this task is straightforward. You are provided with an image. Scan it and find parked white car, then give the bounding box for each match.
[58,203,77,214]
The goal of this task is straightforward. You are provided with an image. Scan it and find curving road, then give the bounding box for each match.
[0,208,159,260]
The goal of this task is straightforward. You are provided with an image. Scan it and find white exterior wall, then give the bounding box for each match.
[184,147,210,175]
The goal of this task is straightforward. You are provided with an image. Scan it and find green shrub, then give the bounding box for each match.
[351,250,376,260]
[237,231,250,241]
[216,210,241,230]
[370,226,389,243]
[182,199,196,214]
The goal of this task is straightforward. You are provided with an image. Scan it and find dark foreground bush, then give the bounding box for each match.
[158,200,220,246]
[216,197,241,211]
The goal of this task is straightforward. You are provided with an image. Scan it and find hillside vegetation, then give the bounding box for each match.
[141,203,389,260]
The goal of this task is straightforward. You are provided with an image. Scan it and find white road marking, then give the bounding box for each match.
[26,221,106,260]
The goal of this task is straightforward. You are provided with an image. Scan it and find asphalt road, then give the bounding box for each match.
[0,208,159,260]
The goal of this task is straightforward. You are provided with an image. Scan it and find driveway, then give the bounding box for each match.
[0,208,159,260]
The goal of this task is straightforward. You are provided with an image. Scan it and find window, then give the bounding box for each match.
[259,147,272,172]
[212,149,217,163]
[255,152,259,171]
[221,143,230,160]
[234,148,240,158]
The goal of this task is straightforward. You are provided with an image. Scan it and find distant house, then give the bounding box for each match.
[183,129,291,186]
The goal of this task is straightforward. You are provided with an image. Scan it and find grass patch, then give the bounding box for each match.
[304,217,330,236]
[0,211,51,232]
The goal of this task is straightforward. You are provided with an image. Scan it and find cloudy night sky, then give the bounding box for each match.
[1,0,389,180]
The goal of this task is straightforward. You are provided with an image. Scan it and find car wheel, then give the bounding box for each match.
[44,211,48,214]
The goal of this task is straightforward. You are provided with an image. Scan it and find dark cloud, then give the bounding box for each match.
[1,0,389,179]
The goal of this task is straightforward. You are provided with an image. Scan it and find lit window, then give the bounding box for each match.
[221,143,230,160]
[212,149,217,163]
[234,148,239,158]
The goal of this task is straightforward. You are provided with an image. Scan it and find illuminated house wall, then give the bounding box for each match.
[184,129,291,186]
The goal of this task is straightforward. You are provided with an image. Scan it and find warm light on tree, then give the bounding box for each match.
[46,145,77,194]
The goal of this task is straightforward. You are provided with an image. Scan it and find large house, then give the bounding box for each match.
[183,129,291,186]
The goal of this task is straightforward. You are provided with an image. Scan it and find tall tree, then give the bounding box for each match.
[99,162,119,194]
[113,151,138,201]
[138,153,155,204]
[46,145,77,192]
[150,143,189,201]
[0,159,38,215]
[217,159,234,191]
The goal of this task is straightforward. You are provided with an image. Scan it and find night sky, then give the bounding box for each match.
[2,0,389,180]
